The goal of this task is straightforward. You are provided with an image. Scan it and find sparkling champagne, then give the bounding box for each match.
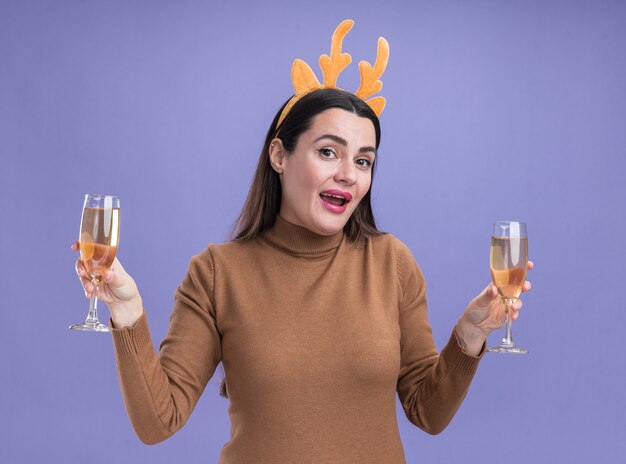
[490,237,528,302]
[80,207,120,278]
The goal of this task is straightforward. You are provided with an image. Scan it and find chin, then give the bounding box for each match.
[310,215,349,235]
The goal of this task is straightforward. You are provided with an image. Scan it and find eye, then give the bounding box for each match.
[355,158,373,169]
[318,148,337,159]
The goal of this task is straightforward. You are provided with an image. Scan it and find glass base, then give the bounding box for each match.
[487,343,528,354]
[69,321,111,333]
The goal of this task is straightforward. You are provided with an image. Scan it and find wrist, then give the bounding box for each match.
[109,296,144,329]
[455,317,487,356]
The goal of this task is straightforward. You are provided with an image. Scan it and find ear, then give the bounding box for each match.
[269,138,287,174]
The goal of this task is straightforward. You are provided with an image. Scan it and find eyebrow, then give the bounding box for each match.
[313,134,377,156]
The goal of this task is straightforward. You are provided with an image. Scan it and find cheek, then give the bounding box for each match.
[298,163,331,194]
[357,173,372,199]
[302,168,323,189]
[284,162,325,204]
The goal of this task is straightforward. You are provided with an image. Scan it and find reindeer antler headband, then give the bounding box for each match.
[277,19,390,127]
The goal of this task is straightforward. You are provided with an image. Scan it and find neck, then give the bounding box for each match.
[261,215,344,258]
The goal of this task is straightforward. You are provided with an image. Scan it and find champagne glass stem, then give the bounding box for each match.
[85,278,101,325]
[70,276,110,332]
[501,302,514,347]
[487,298,527,353]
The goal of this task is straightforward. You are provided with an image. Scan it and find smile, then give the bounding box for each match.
[319,190,352,213]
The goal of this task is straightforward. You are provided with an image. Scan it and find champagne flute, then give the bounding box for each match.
[487,221,528,354]
[69,194,120,333]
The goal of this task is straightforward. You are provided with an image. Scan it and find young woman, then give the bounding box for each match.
[73,88,532,463]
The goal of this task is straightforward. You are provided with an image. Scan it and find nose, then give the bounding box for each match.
[334,160,357,185]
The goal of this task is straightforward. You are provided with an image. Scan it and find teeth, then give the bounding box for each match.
[321,193,345,200]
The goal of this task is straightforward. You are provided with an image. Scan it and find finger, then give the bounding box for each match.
[103,258,127,282]
[522,280,532,292]
[484,283,499,300]
[80,279,93,298]
[76,265,87,278]
[74,258,89,279]
[74,258,94,296]
[527,260,534,270]
[102,267,127,289]
[103,269,114,284]
[473,283,499,310]
[110,257,124,274]
[509,298,523,321]
[77,272,94,295]
[71,240,80,251]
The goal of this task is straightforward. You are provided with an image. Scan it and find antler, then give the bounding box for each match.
[365,96,386,117]
[277,20,390,127]
[291,59,320,96]
[319,19,353,87]
[355,37,389,102]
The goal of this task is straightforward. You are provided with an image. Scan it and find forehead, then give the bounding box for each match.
[300,108,377,147]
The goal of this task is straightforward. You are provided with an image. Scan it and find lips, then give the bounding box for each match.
[319,189,352,213]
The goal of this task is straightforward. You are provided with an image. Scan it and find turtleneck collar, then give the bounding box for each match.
[262,215,344,258]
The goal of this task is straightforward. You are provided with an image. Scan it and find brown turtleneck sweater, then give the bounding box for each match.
[112,216,484,463]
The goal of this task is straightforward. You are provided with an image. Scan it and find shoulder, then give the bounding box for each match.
[192,237,266,269]
[367,233,417,263]
[367,233,425,286]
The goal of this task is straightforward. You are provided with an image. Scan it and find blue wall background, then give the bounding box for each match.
[1,1,625,462]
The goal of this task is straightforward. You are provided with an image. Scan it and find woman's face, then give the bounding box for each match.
[270,108,377,236]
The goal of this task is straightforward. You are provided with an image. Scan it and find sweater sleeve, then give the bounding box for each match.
[111,247,222,444]
[394,239,484,435]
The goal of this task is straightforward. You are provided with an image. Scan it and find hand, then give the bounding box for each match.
[456,261,534,355]
[72,241,144,328]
